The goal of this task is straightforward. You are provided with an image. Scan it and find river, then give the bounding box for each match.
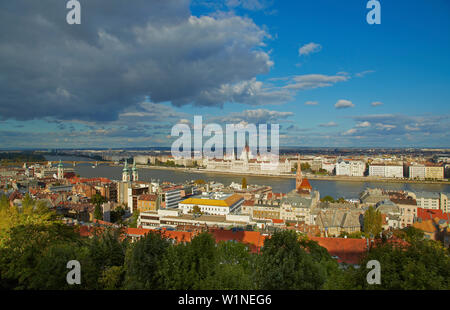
[46,155,450,200]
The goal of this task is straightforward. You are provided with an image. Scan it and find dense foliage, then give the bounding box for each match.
[1,196,449,290]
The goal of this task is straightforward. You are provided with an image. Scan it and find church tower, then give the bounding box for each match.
[132,160,139,181]
[122,160,131,182]
[57,159,64,179]
[295,155,302,190]
[296,155,312,194]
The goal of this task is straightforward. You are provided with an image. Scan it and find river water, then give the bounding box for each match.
[46,155,450,200]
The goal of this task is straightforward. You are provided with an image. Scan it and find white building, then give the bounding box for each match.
[321,162,336,174]
[179,192,244,216]
[335,159,365,177]
[409,165,426,179]
[410,192,440,210]
[138,209,253,230]
[162,186,183,209]
[369,164,404,178]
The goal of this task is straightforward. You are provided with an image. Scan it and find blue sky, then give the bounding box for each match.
[0,0,449,149]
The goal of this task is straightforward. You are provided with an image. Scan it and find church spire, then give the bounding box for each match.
[296,154,302,190]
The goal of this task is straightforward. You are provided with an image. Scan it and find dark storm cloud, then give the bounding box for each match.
[0,0,283,122]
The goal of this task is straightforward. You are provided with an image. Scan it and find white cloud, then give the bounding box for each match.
[305,101,318,106]
[404,125,420,131]
[355,70,375,78]
[211,108,294,124]
[375,123,396,131]
[356,121,371,128]
[284,73,349,90]
[371,101,383,107]
[298,42,322,56]
[335,99,355,109]
[342,128,357,135]
[319,121,338,127]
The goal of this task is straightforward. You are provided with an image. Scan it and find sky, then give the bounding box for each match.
[0,0,449,149]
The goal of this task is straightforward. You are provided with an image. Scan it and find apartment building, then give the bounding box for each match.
[179,192,244,216]
[137,194,158,212]
[369,164,404,178]
[138,209,252,229]
[390,197,417,228]
[335,159,365,177]
[409,163,444,179]
[425,164,444,179]
[162,185,183,209]
[411,192,440,210]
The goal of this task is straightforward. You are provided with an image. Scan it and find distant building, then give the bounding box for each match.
[410,192,440,210]
[375,199,401,230]
[161,185,183,209]
[57,160,64,180]
[409,163,444,179]
[335,159,365,177]
[137,194,159,212]
[369,164,403,178]
[315,209,363,237]
[179,192,244,216]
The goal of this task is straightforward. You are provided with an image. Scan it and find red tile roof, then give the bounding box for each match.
[310,237,367,265]
[209,229,266,253]
[417,208,450,222]
[299,178,312,190]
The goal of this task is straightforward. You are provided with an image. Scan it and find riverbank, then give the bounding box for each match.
[124,164,450,185]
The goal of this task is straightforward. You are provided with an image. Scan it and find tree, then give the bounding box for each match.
[91,193,106,221]
[192,205,202,216]
[110,206,125,224]
[0,223,81,289]
[91,193,106,208]
[158,233,219,290]
[320,195,335,203]
[351,238,450,289]
[128,210,140,228]
[242,177,247,189]
[123,231,170,289]
[363,206,383,237]
[300,163,311,171]
[94,205,103,221]
[255,230,326,290]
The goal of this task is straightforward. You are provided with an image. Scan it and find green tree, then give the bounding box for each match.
[192,205,202,216]
[128,210,140,228]
[99,266,124,290]
[94,205,103,220]
[300,163,311,171]
[320,195,335,203]
[351,238,450,289]
[91,193,106,221]
[207,241,255,289]
[123,232,170,289]
[110,206,125,224]
[0,223,81,289]
[91,193,106,207]
[363,206,382,237]
[255,230,326,290]
[158,233,219,289]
